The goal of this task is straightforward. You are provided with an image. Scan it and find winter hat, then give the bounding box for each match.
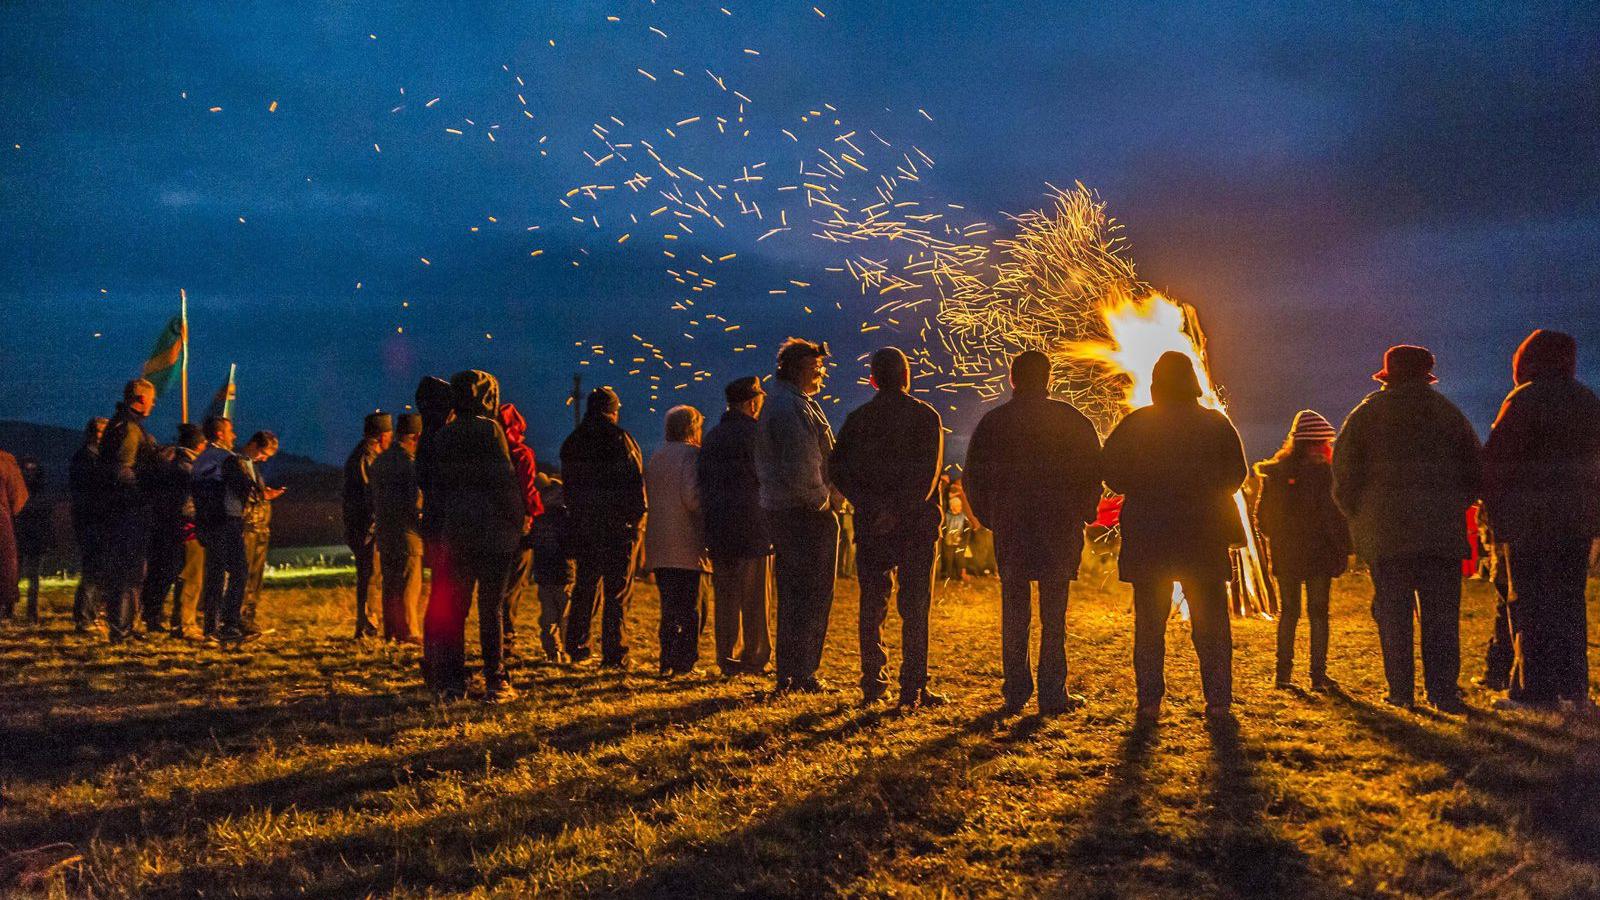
[1373,345,1437,384]
[586,386,621,417]
[724,376,765,406]
[395,413,423,436]
[1289,409,1336,443]
[1150,351,1203,404]
[363,412,394,436]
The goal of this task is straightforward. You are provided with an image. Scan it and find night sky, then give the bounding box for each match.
[3,2,1597,465]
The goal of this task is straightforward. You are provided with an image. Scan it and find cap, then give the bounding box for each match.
[724,375,765,405]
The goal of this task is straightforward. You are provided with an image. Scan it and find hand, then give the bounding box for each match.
[265,487,286,500]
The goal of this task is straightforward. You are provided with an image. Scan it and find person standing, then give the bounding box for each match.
[754,337,841,694]
[940,494,974,581]
[140,423,206,636]
[413,377,456,675]
[192,416,258,645]
[646,405,710,677]
[1482,330,1600,712]
[966,350,1103,715]
[0,447,29,622]
[98,379,160,643]
[828,348,946,707]
[343,412,392,639]
[560,387,648,669]
[1103,352,1248,723]
[530,471,576,663]
[1334,345,1483,713]
[429,370,524,702]
[497,403,544,661]
[697,376,773,677]
[69,417,109,632]
[238,431,283,636]
[1254,410,1351,691]
[14,458,51,622]
[371,414,425,643]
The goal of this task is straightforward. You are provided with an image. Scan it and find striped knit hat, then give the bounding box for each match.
[1289,409,1337,443]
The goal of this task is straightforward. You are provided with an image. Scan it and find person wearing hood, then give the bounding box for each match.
[371,414,425,643]
[0,446,28,623]
[69,417,109,631]
[1483,330,1600,712]
[1254,410,1351,691]
[560,386,647,668]
[425,370,525,702]
[965,350,1103,716]
[98,378,161,643]
[1103,352,1248,723]
[343,411,393,639]
[646,405,710,676]
[698,376,773,677]
[497,402,544,661]
[1333,345,1483,713]
[829,348,948,708]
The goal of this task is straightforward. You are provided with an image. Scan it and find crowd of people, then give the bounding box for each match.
[1,329,1595,720]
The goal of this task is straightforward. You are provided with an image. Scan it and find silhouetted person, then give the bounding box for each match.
[966,350,1102,715]
[1254,410,1350,691]
[697,376,773,677]
[754,338,840,694]
[140,423,205,636]
[646,405,709,676]
[371,413,424,643]
[560,386,647,668]
[414,376,456,668]
[428,370,525,702]
[830,347,946,707]
[531,471,576,663]
[69,417,108,631]
[1334,345,1482,713]
[192,416,261,644]
[497,403,543,661]
[1103,352,1247,723]
[98,378,160,643]
[343,411,392,638]
[1483,330,1600,712]
[0,448,31,621]
[14,457,50,622]
[238,431,282,635]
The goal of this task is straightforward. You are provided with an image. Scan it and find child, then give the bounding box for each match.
[1255,410,1352,690]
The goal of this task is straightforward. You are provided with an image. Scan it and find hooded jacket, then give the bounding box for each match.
[696,409,770,559]
[432,370,525,555]
[497,403,544,528]
[1254,450,1352,579]
[560,409,647,544]
[1102,353,1249,583]
[1332,379,1483,562]
[1483,329,1600,543]
[964,389,1102,579]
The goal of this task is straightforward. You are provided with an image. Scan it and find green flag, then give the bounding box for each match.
[140,315,186,395]
[205,363,237,421]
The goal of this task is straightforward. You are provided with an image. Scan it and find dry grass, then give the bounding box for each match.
[2,570,1598,898]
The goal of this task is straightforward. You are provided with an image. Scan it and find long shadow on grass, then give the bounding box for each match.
[126,696,886,897]
[1327,690,1600,865]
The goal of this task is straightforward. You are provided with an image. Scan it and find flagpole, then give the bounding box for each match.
[179,288,190,423]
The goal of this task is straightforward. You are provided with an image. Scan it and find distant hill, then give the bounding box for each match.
[0,420,344,549]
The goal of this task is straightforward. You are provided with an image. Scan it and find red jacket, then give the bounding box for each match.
[497,403,544,522]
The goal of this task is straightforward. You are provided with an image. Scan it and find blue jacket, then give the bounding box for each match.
[754,379,834,511]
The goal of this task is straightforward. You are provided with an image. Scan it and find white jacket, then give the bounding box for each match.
[644,441,709,572]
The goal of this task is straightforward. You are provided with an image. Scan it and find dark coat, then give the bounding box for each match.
[68,442,101,546]
[965,391,1103,579]
[1483,330,1600,544]
[560,411,647,546]
[342,438,383,537]
[414,375,454,541]
[147,447,200,539]
[433,370,525,556]
[828,389,944,542]
[98,404,158,511]
[697,410,770,559]
[1103,401,1248,583]
[1254,452,1351,580]
[1332,381,1483,563]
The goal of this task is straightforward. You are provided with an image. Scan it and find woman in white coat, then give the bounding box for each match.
[645,405,710,676]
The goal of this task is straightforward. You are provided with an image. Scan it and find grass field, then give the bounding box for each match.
[3,569,1599,898]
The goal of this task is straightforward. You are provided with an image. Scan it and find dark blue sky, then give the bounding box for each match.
[3,2,1597,464]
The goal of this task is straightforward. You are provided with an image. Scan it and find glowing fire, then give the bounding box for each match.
[1068,291,1274,620]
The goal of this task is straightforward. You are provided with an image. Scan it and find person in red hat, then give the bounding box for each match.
[1333,345,1483,713]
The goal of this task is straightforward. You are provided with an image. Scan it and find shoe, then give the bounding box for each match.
[999,699,1028,717]
[484,683,519,704]
[1310,675,1338,693]
[435,687,467,703]
[1274,679,1295,691]
[1429,694,1469,715]
[1493,696,1554,712]
[568,647,593,664]
[913,689,951,709]
[796,676,835,694]
[1134,703,1162,723]
[862,684,889,705]
[1473,675,1509,691]
[1560,698,1600,719]
[1383,696,1415,711]
[1038,693,1085,716]
[1204,705,1236,724]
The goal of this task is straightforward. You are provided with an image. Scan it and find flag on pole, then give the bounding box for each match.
[205,363,237,421]
[139,315,187,396]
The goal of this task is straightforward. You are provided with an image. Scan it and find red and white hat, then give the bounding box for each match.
[1289,409,1337,442]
